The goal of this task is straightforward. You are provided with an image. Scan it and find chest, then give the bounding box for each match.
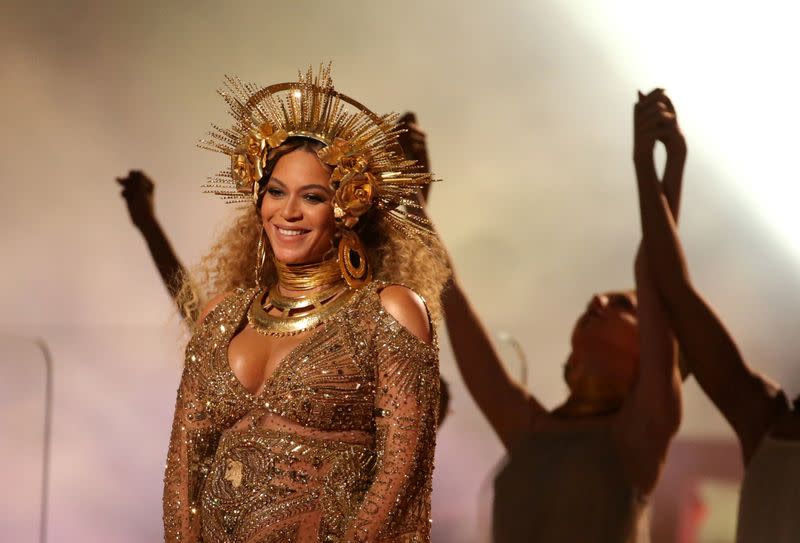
[220,318,375,400]
[189,294,378,431]
[227,325,311,396]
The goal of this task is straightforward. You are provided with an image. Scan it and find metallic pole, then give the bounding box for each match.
[35,339,53,543]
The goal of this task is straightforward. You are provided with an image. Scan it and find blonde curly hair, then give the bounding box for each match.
[178,138,449,328]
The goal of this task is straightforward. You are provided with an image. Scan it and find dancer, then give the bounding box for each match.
[160,66,448,542]
[634,89,800,542]
[415,90,683,541]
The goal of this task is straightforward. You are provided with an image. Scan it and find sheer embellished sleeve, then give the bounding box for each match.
[163,360,217,542]
[344,304,440,542]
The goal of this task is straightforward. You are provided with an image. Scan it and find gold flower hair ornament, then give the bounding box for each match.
[199,64,433,240]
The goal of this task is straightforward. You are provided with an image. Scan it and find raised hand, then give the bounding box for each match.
[634,89,686,162]
[398,112,432,206]
[398,112,430,171]
[634,89,686,218]
[117,169,156,230]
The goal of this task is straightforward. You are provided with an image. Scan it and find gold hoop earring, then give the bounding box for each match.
[254,227,267,287]
[338,230,371,288]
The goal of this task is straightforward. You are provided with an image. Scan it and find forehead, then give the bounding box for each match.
[271,148,331,181]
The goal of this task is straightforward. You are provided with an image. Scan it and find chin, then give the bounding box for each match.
[272,249,312,265]
[273,241,333,265]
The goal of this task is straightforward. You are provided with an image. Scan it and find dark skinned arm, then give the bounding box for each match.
[441,278,545,451]
[399,112,544,452]
[614,90,684,493]
[633,93,787,464]
[117,170,194,323]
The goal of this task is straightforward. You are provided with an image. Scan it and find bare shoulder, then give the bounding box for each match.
[198,291,234,326]
[378,284,433,344]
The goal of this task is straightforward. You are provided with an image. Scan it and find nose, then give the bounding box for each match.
[280,194,302,221]
[589,294,609,312]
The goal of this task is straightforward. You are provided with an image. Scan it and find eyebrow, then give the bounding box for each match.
[268,176,332,194]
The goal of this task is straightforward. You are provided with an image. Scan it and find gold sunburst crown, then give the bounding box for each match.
[199,64,432,239]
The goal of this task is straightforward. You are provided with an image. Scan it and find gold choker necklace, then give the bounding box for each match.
[274,258,342,291]
[248,283,353,336]
[267,282,344,313]
[249,257,352,336]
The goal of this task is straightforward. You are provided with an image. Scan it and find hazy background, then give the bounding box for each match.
[2,1,799,541]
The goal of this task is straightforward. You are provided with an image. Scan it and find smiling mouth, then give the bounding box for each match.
[274,225,310,237]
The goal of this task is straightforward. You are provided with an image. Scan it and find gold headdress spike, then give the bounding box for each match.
[199,63,434,242]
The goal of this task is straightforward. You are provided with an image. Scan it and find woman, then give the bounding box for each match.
[634,89,800,542]
[162,66,448,543]
[114,149,452,430]
[415,90,683,542]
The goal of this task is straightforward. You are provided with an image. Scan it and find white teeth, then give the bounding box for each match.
[277,227,306,237]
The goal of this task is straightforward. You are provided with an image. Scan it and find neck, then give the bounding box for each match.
[553,394,622,418]
[274,257,343,296]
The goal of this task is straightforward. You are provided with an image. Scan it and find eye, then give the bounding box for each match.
[304,193,327,204]
[612,296,636,312]
[266,187,284,197]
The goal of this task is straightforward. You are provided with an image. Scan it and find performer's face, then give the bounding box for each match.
[261,148,337,265]
[565,291,640,402]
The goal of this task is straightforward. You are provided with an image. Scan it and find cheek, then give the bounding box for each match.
[609,315,639,352]
[309,204,336,231]
[260,198,276,223]
[622,325,640,355]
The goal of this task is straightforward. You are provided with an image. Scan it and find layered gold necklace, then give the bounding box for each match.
[247,258,354,336]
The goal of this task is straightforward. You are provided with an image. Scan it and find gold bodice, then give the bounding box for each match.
[163,282,439,542]
[184,287,377,432]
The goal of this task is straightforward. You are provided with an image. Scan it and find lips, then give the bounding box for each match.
[277,227,307,236]
[272,224,310,241]
[270,224,311,246]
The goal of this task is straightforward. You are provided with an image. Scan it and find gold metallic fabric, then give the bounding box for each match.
[163,283,440,542]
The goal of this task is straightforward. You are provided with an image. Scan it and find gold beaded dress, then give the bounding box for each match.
[163,282,440,542]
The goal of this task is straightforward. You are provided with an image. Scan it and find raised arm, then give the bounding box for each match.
[442,279,544,451]
[615,90,684,493]
[343,286,439,542]
[617,252,682,493]
[117,170,195,322]
[633,91,787,462]
[398,113,543,452]
[657,92,686,221]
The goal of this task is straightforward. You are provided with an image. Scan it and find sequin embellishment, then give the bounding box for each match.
[163,283,439,542]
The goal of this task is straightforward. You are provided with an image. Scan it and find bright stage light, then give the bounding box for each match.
[554,1,800,255]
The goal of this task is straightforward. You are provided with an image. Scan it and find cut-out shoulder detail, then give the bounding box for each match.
[198,291,233,326]
[378,284,433,344]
